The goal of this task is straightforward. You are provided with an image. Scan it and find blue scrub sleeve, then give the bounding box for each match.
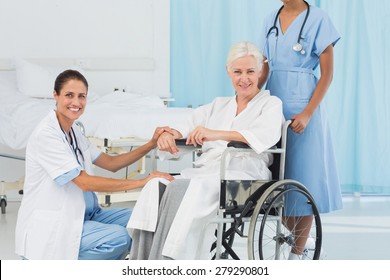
[312,10,340,56]
[54,167,81,186]
[259,12,276,59]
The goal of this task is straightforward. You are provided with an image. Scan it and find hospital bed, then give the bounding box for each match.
[0,58,193,213]
[200,120,322,260]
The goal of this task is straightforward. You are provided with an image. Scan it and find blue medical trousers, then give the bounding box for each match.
[78,192,132,260]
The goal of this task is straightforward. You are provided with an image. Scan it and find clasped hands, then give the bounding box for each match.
[154,126,214,155]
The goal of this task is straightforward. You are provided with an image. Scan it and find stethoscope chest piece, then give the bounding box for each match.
[293,42,305,54]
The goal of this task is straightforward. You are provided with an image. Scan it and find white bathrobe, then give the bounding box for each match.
[127,90,284,259]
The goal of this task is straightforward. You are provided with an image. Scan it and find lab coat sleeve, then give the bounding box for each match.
[35,126,80,181]
[238,96,284,154]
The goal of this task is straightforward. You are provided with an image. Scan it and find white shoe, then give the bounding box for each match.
[305,237,316,249]
[302,237,327,260]
[288,252,301,260]
[288,237,327,260]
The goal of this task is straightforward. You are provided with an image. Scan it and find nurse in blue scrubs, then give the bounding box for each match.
[258,0,343,260]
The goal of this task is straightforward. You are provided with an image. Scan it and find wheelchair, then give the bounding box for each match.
[209,120,322,260]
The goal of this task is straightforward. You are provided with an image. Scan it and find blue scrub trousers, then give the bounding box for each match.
[78,192,132,260]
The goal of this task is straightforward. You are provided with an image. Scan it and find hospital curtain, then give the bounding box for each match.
[170,0,390,195]
[318,0,390,194]
[170,0,280,108]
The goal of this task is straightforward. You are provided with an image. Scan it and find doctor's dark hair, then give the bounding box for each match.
[226,41,264,72]
[53,69,88,95]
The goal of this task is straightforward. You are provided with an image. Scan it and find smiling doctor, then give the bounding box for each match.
[15,69,174,260]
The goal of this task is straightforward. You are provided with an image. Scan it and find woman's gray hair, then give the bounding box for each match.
[226,41,264,72]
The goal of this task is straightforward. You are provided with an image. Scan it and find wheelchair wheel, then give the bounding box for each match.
[247,180,322,260]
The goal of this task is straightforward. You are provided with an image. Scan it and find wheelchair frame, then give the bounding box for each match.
[209,120,322,260]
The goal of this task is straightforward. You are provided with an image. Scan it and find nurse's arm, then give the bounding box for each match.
[72,170,174,192]
[290,45,334,133]
[257,61,269,90]
[93,141,155,173]
[302,44,334,117]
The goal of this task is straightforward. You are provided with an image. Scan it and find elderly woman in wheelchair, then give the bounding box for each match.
[127,41,321,260]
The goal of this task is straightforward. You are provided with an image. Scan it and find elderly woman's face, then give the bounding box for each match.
[227,55,261,98]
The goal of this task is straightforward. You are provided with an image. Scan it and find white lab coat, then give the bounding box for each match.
[15,110,101,259]
[128,91,284,259]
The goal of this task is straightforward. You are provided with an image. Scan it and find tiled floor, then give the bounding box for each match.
[1,195,389,260]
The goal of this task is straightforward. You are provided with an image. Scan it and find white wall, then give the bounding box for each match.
[0,0,170,96]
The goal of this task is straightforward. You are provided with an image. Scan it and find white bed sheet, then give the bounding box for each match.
[0,90,193,150]
[80,92,193,140]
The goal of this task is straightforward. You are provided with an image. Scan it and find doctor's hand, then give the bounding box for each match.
[290,111,312,134]
[144,171,175,183]
[157,131,180,155]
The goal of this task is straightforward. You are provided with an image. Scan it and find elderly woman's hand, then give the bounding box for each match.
[150,126,174,147]
[186,126,217,146]
[157,131,180,154]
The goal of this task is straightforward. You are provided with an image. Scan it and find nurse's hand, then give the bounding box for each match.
[290,111,311,134]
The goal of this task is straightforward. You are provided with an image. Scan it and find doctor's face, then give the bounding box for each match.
[54,79,87,125]
[227,55,261,99]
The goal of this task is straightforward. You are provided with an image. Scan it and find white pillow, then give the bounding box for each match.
[15,58,85,99]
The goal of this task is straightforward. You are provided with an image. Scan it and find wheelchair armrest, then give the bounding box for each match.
[175,138,201,148]
[227,141,250,149]
[175,138,188,146]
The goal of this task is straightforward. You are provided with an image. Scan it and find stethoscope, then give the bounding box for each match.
[61,126,85,167]
[265,0,310,57]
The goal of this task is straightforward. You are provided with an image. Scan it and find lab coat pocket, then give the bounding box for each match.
[25,210,61,259]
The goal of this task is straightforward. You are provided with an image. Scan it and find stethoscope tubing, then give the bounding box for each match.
[61,126,84,166]
[266,0,310,54]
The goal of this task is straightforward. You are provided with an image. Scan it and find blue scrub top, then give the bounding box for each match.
[260,5,342,214]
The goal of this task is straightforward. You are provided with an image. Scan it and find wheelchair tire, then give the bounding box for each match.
[247,179,322,260]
